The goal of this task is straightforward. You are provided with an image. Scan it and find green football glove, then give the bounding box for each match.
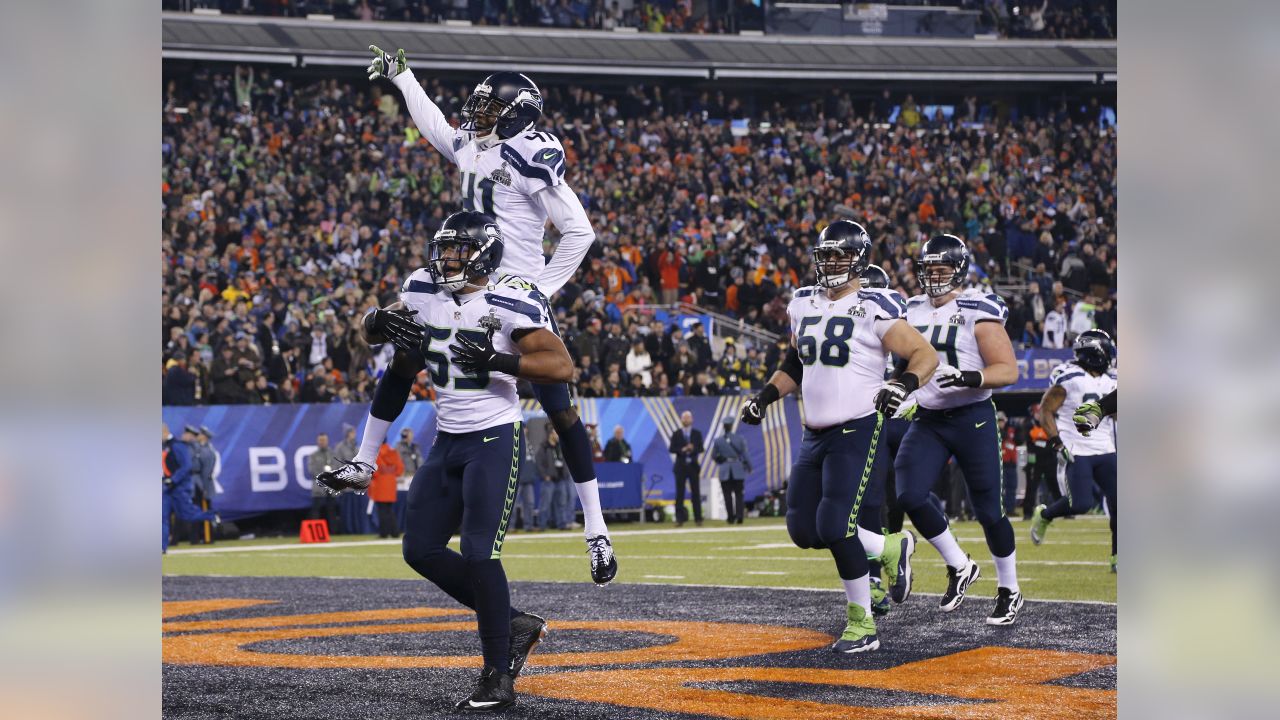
[367,45,408,81]
[1048,435,1072,465]
[1072,401,1104,435]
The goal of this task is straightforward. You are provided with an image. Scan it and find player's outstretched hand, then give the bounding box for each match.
[740,395,767,425]
[874,380,909,416]
[1072,401,1103,435]
[935,364,984,389]
[369,307,425,353]
[367,45,408,81]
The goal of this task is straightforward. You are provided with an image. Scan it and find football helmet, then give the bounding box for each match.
[813,220,872,289]
[428,211,505,292]
[916,234,970,298]
[460,71,543,143]
[1073,329,1115,372]
[860,264,891,289]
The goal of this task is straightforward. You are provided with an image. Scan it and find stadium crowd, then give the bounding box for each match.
[163,0,1114,39]
[162,66,1116,406]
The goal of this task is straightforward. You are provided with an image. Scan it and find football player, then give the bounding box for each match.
[1032,330,1118,572]
[896,234,1025,625]
[740,221,937,653]
[326,212,565,711]
[322,47,616,586]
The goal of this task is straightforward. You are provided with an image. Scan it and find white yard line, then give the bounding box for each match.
[745,571,788,576]
[642,574,685,580]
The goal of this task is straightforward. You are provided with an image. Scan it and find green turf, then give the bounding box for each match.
[162,516,1116,603]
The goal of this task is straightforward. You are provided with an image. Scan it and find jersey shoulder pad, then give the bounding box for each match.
[500,131,566,187]
[793,285,819,300]
[484,283,550,328]
[401,268,440,296]
[906,294,929,307]
[955,289,1008,323]
[858,287,907,320]
[1050,361,1086,386]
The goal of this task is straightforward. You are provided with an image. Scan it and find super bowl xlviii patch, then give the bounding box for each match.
[849,304,866,317]
[949,313,966,326]
[454,311,462,321]
[489,164,512,187]
[479,310,503,333]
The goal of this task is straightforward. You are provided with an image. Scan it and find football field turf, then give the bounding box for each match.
[163,516,1116,603]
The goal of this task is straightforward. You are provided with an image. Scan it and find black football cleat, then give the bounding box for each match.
[586,535,617,586]
[507,612,548,679]
[939,556,981,612]
[986,587,1025,626]
[455,666,515,713]
[315,460,374,495]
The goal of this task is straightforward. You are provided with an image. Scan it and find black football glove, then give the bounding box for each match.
[874,380,909,416]
[740,385,780,426]
[935,364,984,389]
[449,330,520,377]
[365,307,426,353]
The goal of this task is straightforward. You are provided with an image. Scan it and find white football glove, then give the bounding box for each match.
[935,364,984,389]
[367,45,408,82]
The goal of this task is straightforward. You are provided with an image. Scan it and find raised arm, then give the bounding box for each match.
[533,181,596,298]
[369,46,462,165]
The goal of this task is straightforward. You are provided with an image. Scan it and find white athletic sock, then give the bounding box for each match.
[353,414,392,466]
[926,529,969,569]
[860,529,886,559]
[574,479,608,538]
[842,573,871,613]
[993,551,1020,592]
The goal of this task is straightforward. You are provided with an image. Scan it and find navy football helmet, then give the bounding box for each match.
[916,234,970,298]
[1073,329,1115,373]
[860,264,891,289]
[460,72,543,142]
[427,211,505,292]
[812,220,872,289]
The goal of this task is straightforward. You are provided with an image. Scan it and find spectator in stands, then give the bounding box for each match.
[625,339,654,388]
[1043,298,1068,348]
[603,425,633,463]
[164,356,197,406]
[668,411,704,527]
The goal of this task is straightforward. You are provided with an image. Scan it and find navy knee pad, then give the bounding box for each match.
[786,510,821,550]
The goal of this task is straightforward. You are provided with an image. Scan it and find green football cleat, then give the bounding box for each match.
[869,577,890,617]
[830,603,880,654]
[879,530,916,603]
[1030,504,1051,545]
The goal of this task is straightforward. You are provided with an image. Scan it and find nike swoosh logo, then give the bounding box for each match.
[483,436,499,443]
[843,428,857,434]
[539,149,557,160]
[974,422,987,428]
[468,700,501,708]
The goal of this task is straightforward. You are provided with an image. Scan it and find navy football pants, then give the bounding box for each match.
[1043,452,1118,555]
[786,412,883,580]
[402,421,525,671]
[895,400,1015,558]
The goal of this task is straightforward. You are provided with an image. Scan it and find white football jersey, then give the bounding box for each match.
[788,285,908,429]
[399,274,552,434]
[1050,361,1118,456]
[907,289,1009,410]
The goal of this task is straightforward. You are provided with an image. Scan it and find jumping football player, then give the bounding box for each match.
[896,234,1024,625]
[740,221,937,653]
[321,47,616,585]
[1032,330,1118,572]
[325,212,565,711]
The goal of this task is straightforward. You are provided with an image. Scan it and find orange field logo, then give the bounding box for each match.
[165,599,1116,719]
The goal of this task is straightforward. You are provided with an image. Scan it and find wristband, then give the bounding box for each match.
[758,384,781,408]
[491,353,521,377]
[961,370,985,388]
[898,372,920,394]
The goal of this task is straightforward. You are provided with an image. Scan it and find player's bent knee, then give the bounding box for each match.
[548,407,579,432]
[786,512,819,549]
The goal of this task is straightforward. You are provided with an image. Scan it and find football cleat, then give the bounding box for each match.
[1110,555,1117,574]
[1030,504,1051,545]
[831,602,880,653]
[940,557,981,612]
[455,666,516,713]
[586,535,617,586]
[315,460,374,495]
[869,576,891,617]
[507,612,548,679]
[880,530,917,604]
[985,586,1025,626]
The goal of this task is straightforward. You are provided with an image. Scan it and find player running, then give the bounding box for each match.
[1032,330,1118,572]
[327,212,567,712]
[320,46,616,586]
[895,234,1024,625]
[740,221,937,653]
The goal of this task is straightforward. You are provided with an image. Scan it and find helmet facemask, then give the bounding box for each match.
[917,258,964,298]
[813,247,858,289]
[428,231,491,293]
[1073,336,1113,372]
[460,81,541,147]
